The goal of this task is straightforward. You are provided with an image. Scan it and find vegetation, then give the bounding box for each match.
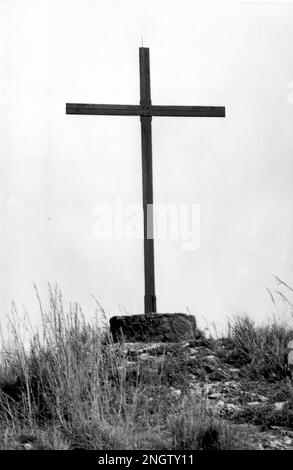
[0,282,293,450]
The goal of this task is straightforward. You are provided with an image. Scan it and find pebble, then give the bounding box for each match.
[224,381,239,389]
[139,353,152,361]
[225,403,242,413]
[257,395,269,402]
[206,355,217,361]
[209,392,223,399]
[23,443,33,450]
[273,402,286,411]
[215,400,225,408]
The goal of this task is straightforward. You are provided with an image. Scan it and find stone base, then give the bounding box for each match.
[109,313,201,343]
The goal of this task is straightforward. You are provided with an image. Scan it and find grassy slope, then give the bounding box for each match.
[0,287,293,450]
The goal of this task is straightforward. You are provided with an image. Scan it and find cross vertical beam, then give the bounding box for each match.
[139,48,157,314]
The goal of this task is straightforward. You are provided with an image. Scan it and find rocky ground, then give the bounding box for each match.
[112,337,293,450]
[2,321,293,450]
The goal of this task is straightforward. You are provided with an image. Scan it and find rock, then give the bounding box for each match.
[206,355,217,361]
[273,402,286,411]
[170,388,182,398]
[127,343,165,356]
[229,368,240,378]
[208,392,223,399]
[257,395,269,402]
[189,382,207,396]
[110,313,200,343]
[139,353,153,361]
[223,381,239,389]
[215,400,225,409]
[225,403,242,413]
[23,443,33,450]
[181,342,192,349]
[269,440,283,449]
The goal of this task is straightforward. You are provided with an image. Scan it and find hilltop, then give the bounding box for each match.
[0,292,293,450]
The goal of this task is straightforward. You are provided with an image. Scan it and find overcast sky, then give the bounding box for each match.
[1,0,293,332]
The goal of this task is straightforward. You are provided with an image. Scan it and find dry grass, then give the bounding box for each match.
[0,285,241,450]
[226,315,293,379]
[168,398,244,450]
[1,281,293,449]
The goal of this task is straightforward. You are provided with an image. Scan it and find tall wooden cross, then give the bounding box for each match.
[66,47,225,315]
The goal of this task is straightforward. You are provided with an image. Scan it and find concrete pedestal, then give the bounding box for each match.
[109,313,200,343]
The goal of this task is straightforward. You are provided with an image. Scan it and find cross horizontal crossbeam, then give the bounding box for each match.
[66,103,225,117]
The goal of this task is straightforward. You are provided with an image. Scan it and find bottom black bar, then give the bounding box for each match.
[0,450,289,467]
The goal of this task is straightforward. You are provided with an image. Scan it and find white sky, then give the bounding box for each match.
[1,0,293,331]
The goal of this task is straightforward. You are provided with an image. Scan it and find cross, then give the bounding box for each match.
[66,47,225,315]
